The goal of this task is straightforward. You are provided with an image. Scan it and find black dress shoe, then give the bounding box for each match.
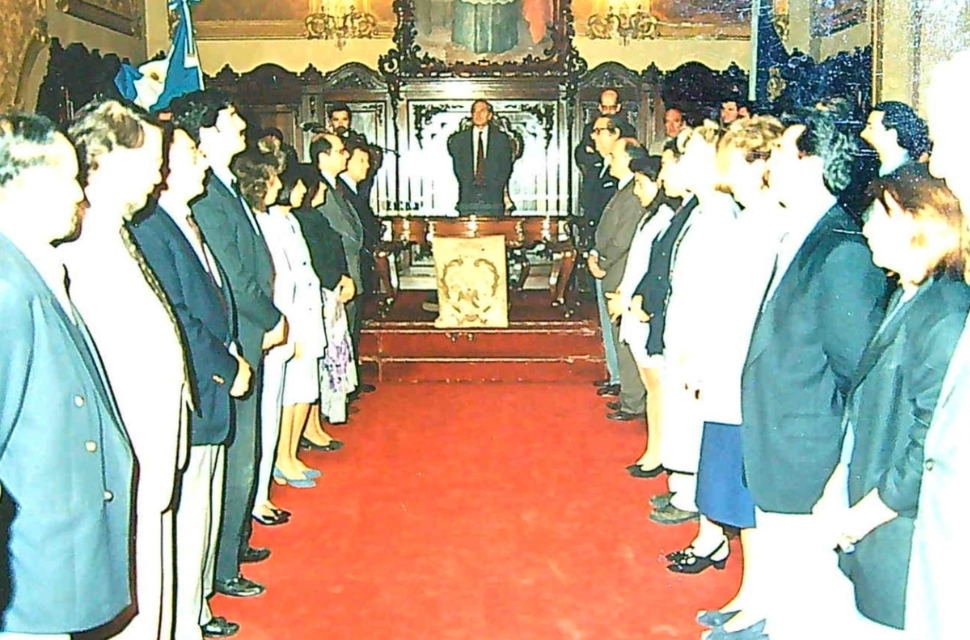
[214,576,265,598]
[606,410,640,422]
[607,400,621,411]
[626,463,664,478]
[593,378,611,387]
[300,437,345,452]
[240,546,270,564]
[597,384,621,397]
[202,616,240,638]
[360,383,376,393]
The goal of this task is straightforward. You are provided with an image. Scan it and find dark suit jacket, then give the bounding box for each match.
[319,173,364,294]
[191,174,280,361]
[579,164,618,229]
[0,233,134,633]
[131,205,238,446]
[740,205,890,514]
[447,124,514,216]
[293,206,349,291]
[837,275,970,629]
[336,177,381,252]
[592,178,642,292]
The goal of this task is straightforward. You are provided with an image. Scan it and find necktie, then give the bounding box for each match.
[474,131,486,187]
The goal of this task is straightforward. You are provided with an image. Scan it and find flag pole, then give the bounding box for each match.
[749,0,761,102]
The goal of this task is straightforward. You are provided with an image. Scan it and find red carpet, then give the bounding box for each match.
[212,383,740,639]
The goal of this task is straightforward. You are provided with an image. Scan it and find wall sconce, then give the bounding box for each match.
[587,4,658,45]
[305,0,377,47]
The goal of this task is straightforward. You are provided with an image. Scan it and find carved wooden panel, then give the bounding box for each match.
[572,0,751,39]
[0,0,47,110]
[57,0,142,36]
[398,97,566,215]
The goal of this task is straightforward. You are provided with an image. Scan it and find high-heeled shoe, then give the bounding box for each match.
[273,467,316,488]
[271,506,292,518]
[666,539,729,574]
[302,468,321,479]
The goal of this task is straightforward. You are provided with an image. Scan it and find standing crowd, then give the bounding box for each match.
[0,92,377,639]
[580,51,968,640]
[2,49,969,640]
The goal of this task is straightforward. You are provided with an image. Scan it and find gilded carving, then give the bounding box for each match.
[0,0,47,110]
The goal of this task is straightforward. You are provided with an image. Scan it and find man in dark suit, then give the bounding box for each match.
[0,113,134,638]
[732,109,890,638]
[171,91,287,599]
[131,126,253,639]
[447,99,514,217]
[589,138,649,422]
[583,115,625,397]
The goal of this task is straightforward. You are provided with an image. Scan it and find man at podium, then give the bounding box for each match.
[447,99,514,217]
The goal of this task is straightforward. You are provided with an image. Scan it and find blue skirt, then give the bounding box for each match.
[696,421,756,529]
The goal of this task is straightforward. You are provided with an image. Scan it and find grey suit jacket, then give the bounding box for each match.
[192,173,281,361]
[907,306,970,638]
[319,173,364,294]
[0,233,134,633]
[837,276,970,629]
[593,179,641,292]
[740,205,889,514]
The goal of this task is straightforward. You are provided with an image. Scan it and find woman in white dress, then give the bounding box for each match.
[235,153,328,508]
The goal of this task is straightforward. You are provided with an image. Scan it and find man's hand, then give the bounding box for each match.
[229,354,253,398]
[587,254,606,279]
[337,275,356,304]
[262,315,288,351]
[605,291,624,322]
[292,341,304,360]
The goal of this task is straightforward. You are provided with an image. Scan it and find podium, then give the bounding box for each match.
[374,215,577,315]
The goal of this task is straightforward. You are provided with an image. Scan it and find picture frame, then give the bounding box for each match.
[56,0,141,36]
[382,0,581,77]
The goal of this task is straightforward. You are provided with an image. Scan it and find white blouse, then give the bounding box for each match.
[257,207,326,361]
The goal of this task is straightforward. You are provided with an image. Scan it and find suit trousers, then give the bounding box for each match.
[594,280,619,384]
[174,445,225,640]
[254,349,287,507]
[215,364,263,583]
[113,502,174,640]
[612,321,646,414]
[347,299,362,378]
[753,508,903,640]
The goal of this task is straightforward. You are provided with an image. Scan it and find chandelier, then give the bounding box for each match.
[305,0,377,47]
[587,4,658,45]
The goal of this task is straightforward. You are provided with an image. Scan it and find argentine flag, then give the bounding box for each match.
[154,0,204,111]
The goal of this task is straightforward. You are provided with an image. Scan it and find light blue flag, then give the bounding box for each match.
[153,0,204,112]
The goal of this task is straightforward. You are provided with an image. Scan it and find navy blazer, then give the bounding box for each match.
[131,205,238,446]
[0,233,134,633]
[740,205,890,514]
[191,173,280,361]
[447,124,514,216]
[293,206,349,291]
[838,275,970,629]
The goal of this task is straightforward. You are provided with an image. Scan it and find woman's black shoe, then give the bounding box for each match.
[626,464,664,478]
[666,539,729,574]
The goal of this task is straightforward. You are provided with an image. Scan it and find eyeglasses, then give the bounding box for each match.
[591,127,612,134]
